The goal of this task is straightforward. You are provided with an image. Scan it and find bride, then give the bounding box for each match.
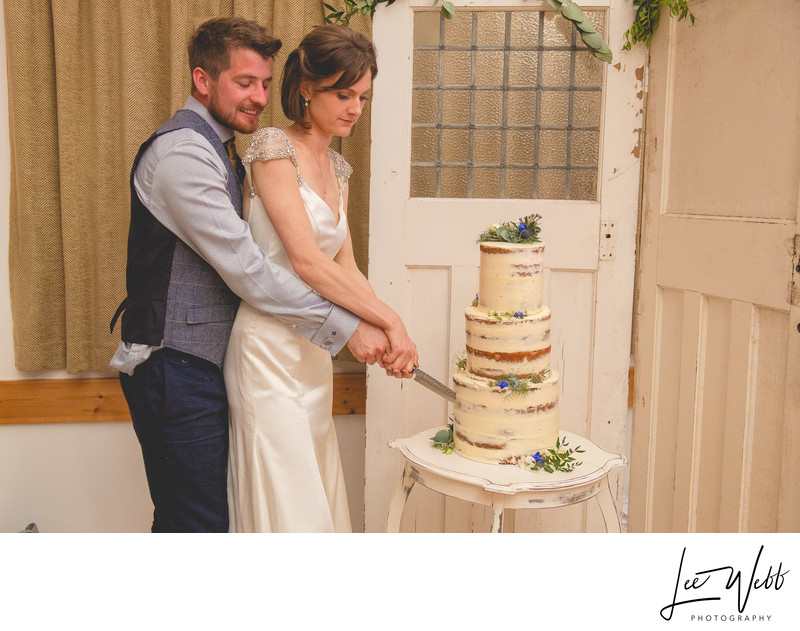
[223,25,417,532]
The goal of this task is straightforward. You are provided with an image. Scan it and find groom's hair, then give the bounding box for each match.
[189,17,281,82]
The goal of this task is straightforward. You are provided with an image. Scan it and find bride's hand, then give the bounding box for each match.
[381,322,418,379]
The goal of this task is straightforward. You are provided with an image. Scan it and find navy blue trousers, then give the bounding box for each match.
[120,348,229,533]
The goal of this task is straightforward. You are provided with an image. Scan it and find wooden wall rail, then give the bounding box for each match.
[1,368,631,425]
[0,373,367,425]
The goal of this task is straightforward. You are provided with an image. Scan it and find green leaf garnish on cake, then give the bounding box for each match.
[478,214,542,244]
[518,436,585,473]
[489,370,551,397]
[431,423,454,454]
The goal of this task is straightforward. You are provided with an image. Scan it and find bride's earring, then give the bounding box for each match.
[304,98,310,107]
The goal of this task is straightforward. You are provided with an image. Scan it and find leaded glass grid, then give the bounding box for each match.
[411,9,605,200]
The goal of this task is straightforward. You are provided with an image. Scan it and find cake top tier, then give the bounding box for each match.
[477,241,545,313]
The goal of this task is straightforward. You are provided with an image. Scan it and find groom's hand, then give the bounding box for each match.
[347,320,390,365]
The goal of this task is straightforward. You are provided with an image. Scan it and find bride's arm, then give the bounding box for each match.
[251,157,417,368]
[333,226,374,296]
[334,225,417,377]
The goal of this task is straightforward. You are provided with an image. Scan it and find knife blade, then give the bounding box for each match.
[411,367,457,404]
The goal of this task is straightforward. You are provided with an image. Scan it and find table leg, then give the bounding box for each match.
[595,475,622,533]
[387,462,416,533]
[490,495,506,533]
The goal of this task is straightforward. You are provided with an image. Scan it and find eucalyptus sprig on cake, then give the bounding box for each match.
[519,436,585,473]
[431,423,455,454]
[478,214,542,244]
[487,310,529,320]
[489,370,551,397]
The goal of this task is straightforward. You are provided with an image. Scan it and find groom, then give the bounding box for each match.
[110,17,398,533]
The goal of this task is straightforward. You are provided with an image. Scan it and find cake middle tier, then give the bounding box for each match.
[465,305,551,378]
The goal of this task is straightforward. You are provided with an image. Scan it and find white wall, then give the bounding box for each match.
[0,7,365,532]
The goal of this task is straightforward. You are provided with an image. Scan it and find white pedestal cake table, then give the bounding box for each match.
[387,429,627,533]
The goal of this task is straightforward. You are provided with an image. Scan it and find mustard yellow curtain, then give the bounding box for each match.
[4,0,372,373]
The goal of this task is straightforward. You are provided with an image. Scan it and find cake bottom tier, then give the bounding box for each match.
[452,370,559,464]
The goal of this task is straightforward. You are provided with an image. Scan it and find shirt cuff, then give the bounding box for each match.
[309,304,360,356]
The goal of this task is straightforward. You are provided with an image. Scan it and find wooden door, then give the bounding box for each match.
[629,0,800,532]
[366,0,645,532]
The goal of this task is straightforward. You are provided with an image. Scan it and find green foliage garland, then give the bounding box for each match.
[324,1,695,65]
[323,0,454,26]
[623,0,696,50]
[545,0,612,62]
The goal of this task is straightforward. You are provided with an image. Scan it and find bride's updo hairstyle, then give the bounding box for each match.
[281,25,378,129]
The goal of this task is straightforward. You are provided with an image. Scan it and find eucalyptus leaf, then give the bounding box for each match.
[434,429,451,443]
[561,3,586,22]
[546,0,562,9]
[593,48,613,62]
[580,30,605,50]
[574,18,597,34]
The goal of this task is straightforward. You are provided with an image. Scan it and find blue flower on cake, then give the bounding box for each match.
[513,311,525,318]
[517,438,585,473]
[496,380,509,390]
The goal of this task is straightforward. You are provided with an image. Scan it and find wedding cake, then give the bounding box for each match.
[452,215,559,464]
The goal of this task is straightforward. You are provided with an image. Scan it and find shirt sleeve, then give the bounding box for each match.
[134,128,359,355]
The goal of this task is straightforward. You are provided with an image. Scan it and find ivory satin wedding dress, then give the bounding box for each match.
[224,128,352,533]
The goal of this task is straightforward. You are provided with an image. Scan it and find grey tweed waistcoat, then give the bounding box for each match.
[111,109,242,368]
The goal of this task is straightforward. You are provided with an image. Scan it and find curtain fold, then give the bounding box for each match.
[4,0,372,372]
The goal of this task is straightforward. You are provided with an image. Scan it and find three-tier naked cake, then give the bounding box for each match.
[452,215,559,464]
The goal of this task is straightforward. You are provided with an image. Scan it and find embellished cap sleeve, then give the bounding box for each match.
[329,150,353,190]
[243,127,301,188]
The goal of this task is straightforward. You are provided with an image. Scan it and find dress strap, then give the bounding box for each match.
[329,150,353,191]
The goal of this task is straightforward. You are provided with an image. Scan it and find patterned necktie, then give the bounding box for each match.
[224,138,246,184]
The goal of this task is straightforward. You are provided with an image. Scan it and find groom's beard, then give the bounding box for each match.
[207,91,262,135]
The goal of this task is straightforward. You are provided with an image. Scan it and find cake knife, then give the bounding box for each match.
[411,367,457,404]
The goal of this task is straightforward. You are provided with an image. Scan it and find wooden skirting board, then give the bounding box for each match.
[0,373,367,425]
